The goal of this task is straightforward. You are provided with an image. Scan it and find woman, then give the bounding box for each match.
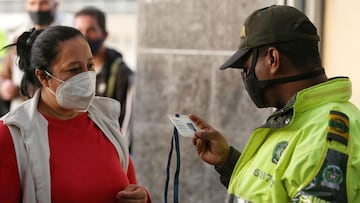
[0,26,151,203]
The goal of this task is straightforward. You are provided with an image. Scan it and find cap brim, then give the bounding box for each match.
[219,48,251,70]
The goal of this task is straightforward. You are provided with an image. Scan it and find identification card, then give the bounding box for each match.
[168,114,198,137]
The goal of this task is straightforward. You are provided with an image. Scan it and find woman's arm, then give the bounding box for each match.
[117,157,152,203]
[0,121,21,202]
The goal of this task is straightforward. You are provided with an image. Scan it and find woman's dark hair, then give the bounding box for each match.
[258,40,322,71]
[14,26,84,98]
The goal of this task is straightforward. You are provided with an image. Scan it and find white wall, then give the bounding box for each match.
[106,13,137,71]
[323,1,360,107]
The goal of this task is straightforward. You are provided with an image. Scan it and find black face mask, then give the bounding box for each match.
[87,38,103,56]
[28,10,55,26]
[243,48,325,108]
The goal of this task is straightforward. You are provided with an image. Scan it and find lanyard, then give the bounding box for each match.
[164,114,181,203]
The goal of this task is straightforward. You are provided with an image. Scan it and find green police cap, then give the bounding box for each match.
[220,5,320,69]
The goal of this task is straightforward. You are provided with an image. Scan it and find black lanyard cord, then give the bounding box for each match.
[164,114,181,203]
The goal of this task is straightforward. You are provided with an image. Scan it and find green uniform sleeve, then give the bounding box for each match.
[215,146,241,188]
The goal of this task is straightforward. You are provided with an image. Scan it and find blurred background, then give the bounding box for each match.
[0,0,137,70]
[1,0,360,202]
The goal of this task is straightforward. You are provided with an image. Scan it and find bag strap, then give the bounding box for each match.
[105,57,122,97]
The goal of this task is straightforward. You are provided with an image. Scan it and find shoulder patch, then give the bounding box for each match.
[327,110,349,145]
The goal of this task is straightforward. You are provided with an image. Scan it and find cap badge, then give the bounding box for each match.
[240,25,246,39]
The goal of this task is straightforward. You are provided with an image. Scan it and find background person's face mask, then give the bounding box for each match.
[86,38,104,55]
[28,10,55,26]
[46,71,96,111]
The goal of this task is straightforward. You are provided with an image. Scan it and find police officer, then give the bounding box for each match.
[191,5,360,202]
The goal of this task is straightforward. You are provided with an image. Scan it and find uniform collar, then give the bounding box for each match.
[263,77,351,128]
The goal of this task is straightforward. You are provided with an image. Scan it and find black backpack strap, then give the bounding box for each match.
[105,57,122,97]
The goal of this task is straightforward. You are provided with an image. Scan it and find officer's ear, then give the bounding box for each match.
[265,47,280,75]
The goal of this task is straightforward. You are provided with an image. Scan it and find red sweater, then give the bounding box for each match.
[0,113,139,202]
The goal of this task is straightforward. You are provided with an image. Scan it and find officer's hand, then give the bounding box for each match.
[0,79,17,101]
[116,184,148,203]
[189,114,230,167]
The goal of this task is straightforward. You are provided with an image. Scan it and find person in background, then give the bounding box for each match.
[0,0,72,113]
[74,6,135,153]
[0,29,10,116]
[190,5,360,202]
[0,29,6,71]
[0,26,151,203]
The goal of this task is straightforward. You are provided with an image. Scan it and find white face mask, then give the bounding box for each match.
[46,71,96,112]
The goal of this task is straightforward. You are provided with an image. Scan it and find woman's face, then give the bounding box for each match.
[46,36,94,89]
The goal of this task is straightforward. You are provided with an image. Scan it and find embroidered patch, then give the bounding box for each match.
[327,110,349,145]
[272,141,288,164]
[321,164,343,191]
[294,149,348,202]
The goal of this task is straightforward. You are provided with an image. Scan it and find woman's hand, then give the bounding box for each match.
[116,184,148,203]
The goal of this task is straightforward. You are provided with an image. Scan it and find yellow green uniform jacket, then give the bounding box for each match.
[224,78,360,202]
